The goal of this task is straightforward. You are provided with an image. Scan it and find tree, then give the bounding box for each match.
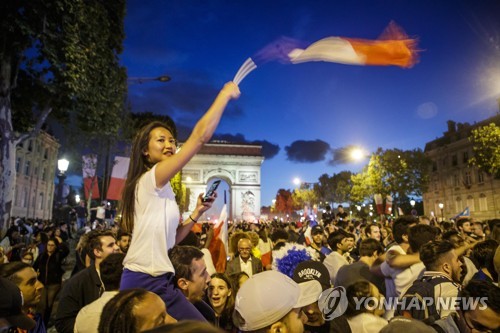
[315,171,353,205]
[274,189,295,216]
[350,148,431,208]
[292,187,318,211]
[1,0,127,233]
[469,123,500,178]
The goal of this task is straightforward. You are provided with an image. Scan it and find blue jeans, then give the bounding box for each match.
[120,269,206,321]
[76,217,86,229]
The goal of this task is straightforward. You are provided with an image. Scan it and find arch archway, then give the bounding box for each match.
[182,142,264,221]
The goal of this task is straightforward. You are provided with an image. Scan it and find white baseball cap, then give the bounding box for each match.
[233,270,322,331]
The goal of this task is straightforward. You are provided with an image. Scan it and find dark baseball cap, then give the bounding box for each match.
[293,260,331,289]
[0,277,36,330]
[311,225,324,235]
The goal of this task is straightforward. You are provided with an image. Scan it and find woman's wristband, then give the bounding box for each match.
[181,215,197,227]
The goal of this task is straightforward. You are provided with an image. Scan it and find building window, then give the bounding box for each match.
[39,193,44,210]
[432,161,437,172]
[44,148,48,159]
[454,174,460,187]
[464,170,472,186]
[479,194,487,211]
[42,168,47,181]
[16,157,21,173]
[24,161,31,176]
[22,188,28,208]
[455,197,462,213]
[27,140,33,152]
[467,195,474,211]
[14,186,19,206]
[442,156,448,167]
[452,155,458,166]
[463,151,469,164]
[478,171,484,184]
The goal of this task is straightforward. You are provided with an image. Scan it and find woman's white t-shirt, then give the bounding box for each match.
[123,165,180,276]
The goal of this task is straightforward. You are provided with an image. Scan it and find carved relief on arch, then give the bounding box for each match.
[238,171,258,183]
[203,168,235,184]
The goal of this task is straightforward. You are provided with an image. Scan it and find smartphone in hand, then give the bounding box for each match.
[202,180,221,202]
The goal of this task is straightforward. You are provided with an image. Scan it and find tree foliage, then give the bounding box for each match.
[274,189,295,215]
[315,171,353,205]
[292,187,318,209]
[469,123,500,177]
[350,148,431,204]
[0,0,127,232]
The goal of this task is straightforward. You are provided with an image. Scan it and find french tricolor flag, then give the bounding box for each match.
[82,154,100,200]
[234,21,419,85]
[106,156,130,200]
[209,202,229,273]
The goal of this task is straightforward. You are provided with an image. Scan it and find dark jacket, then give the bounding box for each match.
[55,264,103,333]
[33,244,69,286]
[225,255,263,276]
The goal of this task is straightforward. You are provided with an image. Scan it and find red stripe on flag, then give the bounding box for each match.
[209,222,227,273]
[107,177,126,201]
[84,176,100,199]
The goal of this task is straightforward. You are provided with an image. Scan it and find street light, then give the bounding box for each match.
[293,177,301,186]
[438,202,444,222]
[54,158,69,221]
[410,199,417,216]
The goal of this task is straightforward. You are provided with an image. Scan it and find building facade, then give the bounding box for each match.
[12,132,59,221]
[423,115,500,221]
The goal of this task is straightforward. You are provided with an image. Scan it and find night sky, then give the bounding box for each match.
[113,0,500,209]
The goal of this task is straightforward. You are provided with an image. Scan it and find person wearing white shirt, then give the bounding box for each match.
[324,230,353,284]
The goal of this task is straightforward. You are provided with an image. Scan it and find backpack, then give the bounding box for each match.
[395,275,450,324]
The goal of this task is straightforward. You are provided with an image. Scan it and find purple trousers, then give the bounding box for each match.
[120,269,206,321]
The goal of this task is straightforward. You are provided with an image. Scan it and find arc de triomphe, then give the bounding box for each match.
[181,142,264,221]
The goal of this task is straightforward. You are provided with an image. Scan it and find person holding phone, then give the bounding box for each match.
[119,82,240,321]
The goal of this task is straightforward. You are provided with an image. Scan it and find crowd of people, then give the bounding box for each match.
[2,83,500,333]
[2,207,500,333]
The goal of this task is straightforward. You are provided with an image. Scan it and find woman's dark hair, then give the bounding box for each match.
[98,288,151,333]
[121,121,175,233]
[228,272,249,296]
[209,273,235,325]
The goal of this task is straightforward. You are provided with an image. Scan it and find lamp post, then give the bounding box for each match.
[56,159,69,206]
[438,203,444,222]
[410,199,416,216]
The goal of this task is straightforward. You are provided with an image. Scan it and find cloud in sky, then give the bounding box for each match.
[128,75,245,128]
[212,133,280,159]
[285,140,330,163]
